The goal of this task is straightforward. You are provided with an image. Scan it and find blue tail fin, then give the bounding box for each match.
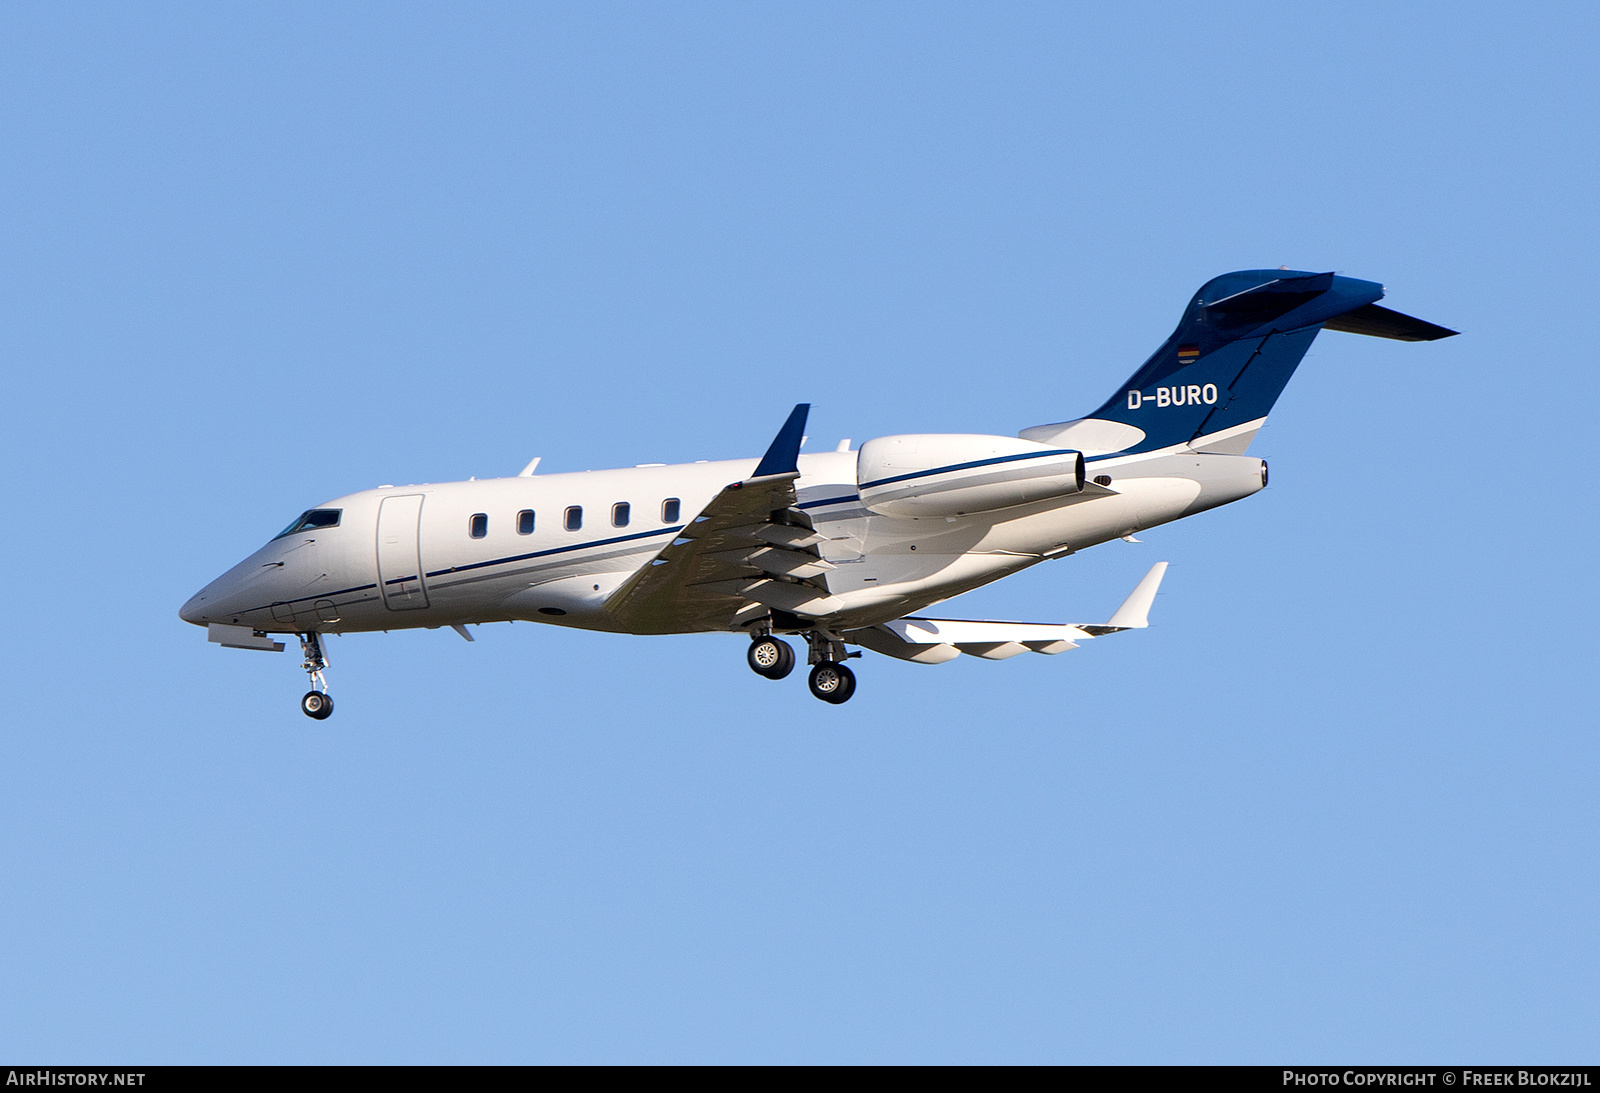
[1078,269,1433,454]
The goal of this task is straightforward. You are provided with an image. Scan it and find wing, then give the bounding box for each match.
[603,405,847,634]
[848,562,1168,663]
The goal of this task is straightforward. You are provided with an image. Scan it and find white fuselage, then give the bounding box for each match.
[180,444,1267,638]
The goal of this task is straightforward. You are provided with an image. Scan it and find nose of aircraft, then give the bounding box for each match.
[180,586,214,626]
[181,525,334,628]
[181,567,244,626]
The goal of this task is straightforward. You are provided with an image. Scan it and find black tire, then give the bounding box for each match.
[301,691,334,720]
[807,662,856,704]
[747,637,795,680]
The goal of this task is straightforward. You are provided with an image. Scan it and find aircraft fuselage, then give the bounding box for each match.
[180,446,1266,638]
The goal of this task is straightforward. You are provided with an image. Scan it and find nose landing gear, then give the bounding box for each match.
[297,632,334,720]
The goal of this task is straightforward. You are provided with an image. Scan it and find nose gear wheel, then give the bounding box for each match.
[301,691,334,719]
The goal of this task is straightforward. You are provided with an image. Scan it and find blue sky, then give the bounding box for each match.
[2,1,1596,1063]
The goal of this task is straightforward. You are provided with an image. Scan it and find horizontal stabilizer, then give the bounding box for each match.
[1323,303,1458,341]
[1203,272,1335,327]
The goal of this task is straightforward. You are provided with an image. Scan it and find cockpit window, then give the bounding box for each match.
[274,509,342,539]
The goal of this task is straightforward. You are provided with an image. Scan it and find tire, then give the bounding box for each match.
[301,691,334,720]
[747,637,795,680]
[807,662,856,704]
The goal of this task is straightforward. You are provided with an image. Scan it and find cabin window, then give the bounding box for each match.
[565,506,583,531]
[1094,475,1113,487]
[468,513,488,539]
[517,509,535,535]
[612,502,630,528]
[273,508,342,540]
[661,498,680,523]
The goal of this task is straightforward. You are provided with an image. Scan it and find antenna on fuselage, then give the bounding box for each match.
[517,457,541,477]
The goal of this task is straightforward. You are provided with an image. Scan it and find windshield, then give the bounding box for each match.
[273,508,342,540]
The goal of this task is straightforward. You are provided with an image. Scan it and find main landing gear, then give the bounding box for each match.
[747,635,796,679]
[746,625,860,704]
[807,661,856,705]
[297,632,334,720]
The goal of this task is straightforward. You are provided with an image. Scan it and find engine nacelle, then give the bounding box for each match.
[857,434,1085,518]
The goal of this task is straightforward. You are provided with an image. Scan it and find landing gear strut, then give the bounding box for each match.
[801,629,859,705]
[298,632,334,720]
[742,620,861,703]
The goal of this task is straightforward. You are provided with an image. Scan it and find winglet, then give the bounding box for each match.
[1106,562,1168,629]
[751,403,810,479]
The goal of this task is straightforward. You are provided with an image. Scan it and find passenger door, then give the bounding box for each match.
[376,495,430,610]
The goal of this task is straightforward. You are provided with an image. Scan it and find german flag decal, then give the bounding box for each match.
[1177,344,1200,364]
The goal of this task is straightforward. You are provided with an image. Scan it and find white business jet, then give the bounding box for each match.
[181,269,1454,717]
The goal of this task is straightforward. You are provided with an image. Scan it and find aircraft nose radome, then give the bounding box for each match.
[180,590,210,626]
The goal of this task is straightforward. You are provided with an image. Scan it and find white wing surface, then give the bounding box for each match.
[848,562,1168,664]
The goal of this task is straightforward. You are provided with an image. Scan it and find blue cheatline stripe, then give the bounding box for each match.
[424,524,683,579]
[240,525,683,616]
[798,494,860,510]
[858,449,1079,491]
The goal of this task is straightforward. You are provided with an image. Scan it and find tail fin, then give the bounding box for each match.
[1022,270,1456,456]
